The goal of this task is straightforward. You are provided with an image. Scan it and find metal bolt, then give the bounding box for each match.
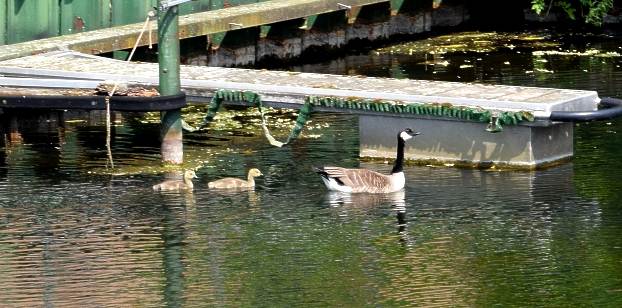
[229,23,244,29]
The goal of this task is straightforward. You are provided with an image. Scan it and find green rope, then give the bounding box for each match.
[309,96,535,133]
[253,93,314,147]
[182,89,314,147]
[182,89,536,146]
[180,89,226,132]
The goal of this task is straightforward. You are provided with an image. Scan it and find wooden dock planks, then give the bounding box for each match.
[0,51,598,120]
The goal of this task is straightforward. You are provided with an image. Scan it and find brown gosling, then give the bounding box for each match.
[208,168,263,189]
[153,170,198,191]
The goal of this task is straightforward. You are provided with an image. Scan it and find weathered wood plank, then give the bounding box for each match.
[0,0,389,61]
[0,51,599,119]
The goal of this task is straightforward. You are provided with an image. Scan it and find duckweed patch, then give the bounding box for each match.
[374,31,558,56]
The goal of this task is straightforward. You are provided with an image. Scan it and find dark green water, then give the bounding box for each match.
[1,31,622,307]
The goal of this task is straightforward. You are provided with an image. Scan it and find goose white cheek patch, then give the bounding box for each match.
[400,131,413,140]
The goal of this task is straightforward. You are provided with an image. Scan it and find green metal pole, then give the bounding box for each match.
[158,2,183,164]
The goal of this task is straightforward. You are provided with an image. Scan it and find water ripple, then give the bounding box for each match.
[1,31,622,307]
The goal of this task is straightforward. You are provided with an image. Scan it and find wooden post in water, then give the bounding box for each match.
[8,114,23,145]
[158,1,184,164]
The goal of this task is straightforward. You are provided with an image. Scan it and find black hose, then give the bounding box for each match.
[549,97,622,122]
[0,92,186,111]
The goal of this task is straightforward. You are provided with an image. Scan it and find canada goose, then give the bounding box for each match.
[208,168,263,189]
[152,170,197,191]
[314,128,420,193]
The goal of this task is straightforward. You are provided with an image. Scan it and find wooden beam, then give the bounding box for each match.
[0,0,389,61]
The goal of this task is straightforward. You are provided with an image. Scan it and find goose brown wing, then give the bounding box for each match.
[322,167,391,193]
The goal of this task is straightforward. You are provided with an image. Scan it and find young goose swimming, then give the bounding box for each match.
[314,128,420,194]
[152,170,198,191]
[208,168,263,189]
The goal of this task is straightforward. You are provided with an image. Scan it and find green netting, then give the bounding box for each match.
[182,89,313,147]
[309,96,535,133]
[252,91,313,147]
[182,89,536,147]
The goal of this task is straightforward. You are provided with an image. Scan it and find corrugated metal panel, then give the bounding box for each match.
[60,0,111,35]
[210,0,224,10]
[0,2,6,44]
[7,0,60,44]
[178,0,212,14]
[111,0,157,26]
[225,0,264,8]
[208,0,263,11]
[0,0,282,45]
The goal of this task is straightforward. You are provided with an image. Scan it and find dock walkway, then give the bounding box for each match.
[0,51,598,121]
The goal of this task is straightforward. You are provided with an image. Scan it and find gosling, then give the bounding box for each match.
[153,170,198,191]
[208,168,263,189]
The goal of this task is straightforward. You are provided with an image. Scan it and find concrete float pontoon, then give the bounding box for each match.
[0,51,620,169]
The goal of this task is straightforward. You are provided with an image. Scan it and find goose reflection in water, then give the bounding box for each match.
[324,190,414,246]
[208,188,261,207]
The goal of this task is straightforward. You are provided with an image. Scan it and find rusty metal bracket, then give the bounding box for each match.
[346,6,363,23]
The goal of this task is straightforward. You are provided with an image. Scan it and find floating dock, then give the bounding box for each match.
[0,50,611,169]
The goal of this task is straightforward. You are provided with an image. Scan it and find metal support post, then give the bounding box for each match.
[158,2,184,164]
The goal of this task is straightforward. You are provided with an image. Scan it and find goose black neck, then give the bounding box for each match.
[391,136,405,174]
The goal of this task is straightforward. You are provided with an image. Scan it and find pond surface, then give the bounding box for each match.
[1,30,622,307]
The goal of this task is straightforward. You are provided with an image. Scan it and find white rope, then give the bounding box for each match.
[105,11,156,169]
[127,11,156,61]
[257,107,285,147]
